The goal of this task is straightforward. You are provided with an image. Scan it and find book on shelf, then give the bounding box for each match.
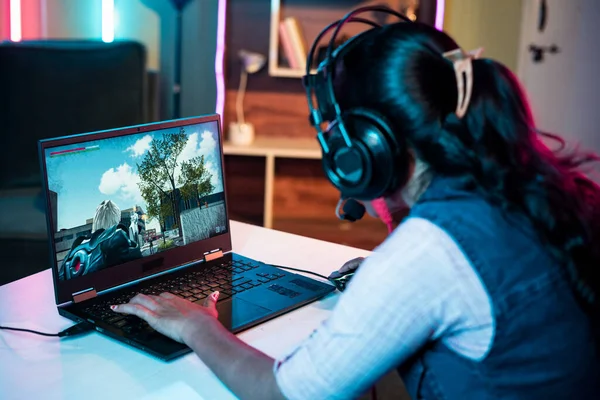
[279,16,307,71]
[279,19,299,69]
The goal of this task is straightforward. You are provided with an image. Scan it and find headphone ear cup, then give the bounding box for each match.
[321,119,371,198]
[322,109,409,200]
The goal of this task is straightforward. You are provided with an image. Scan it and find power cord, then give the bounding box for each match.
[0,322,94,338]
[269,264,330,281]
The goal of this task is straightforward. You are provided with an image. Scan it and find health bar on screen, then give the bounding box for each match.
[50,145,100,157]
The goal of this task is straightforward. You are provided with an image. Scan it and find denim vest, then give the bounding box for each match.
[398,176,600,399]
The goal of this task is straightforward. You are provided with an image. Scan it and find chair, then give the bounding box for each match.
[0,39,150,285]
[0,39,148,189]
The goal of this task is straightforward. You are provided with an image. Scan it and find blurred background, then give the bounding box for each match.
[0,0,598,286]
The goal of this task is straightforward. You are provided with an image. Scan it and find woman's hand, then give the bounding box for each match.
[111,291,220,344]
[328,257,365,279]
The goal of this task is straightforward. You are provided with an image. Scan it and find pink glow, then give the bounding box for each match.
[215,0,227,127]
[435,0,445,30]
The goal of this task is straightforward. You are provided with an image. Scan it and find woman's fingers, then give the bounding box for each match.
[111,302,156,322]
[159,292,177,300]
[329,257,365,279]
[128,293,162,312]
[203,291,220,308]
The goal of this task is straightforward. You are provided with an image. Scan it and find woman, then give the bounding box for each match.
[112,19,600,399]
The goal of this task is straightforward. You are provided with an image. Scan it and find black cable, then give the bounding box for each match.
[0,326,59,337]
[0,322,94,338]
[269,264,330,281]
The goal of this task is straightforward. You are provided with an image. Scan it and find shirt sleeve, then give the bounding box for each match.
[273,217,490,400]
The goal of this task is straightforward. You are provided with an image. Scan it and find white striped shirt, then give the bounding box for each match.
[273,216,494,400]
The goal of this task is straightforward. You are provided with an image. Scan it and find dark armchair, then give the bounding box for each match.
[0,39,154,285]
[0,39,150,189]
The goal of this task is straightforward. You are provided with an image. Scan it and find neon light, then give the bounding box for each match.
[215,0,227,127]
[435,0,445,30]
[10,0,22,42]
[102,0,114,43]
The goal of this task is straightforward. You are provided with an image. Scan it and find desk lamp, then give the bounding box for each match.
[229,49,266,146]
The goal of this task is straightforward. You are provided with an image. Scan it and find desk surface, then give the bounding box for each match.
[0,221,369,400]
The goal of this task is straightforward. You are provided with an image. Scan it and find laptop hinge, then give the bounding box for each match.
[72,287,97,303]
[204,248,223,262]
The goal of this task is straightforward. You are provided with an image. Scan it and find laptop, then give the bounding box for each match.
[38,114,335,361]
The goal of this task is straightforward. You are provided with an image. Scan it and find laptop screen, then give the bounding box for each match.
[43,120,227,282]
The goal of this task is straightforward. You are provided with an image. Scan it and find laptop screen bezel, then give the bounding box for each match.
[38,114,233,306]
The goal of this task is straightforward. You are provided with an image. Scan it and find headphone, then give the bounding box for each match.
[303,6,414,201]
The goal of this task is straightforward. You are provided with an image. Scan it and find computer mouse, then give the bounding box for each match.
[328,270,355,292]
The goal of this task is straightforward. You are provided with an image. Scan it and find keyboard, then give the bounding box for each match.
[83,258,285,335]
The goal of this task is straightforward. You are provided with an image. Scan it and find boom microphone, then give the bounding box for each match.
[335,198,366,222]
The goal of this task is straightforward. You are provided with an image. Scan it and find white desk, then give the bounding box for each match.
[223,138,322,229]
[0,221,370,400]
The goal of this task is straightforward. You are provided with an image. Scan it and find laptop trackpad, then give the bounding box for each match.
[217,298,272,330]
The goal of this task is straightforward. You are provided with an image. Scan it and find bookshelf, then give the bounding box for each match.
[268,0,383,79]
[267,0,438,79]
[223,137,321,229]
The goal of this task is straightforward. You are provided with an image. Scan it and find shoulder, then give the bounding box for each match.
[348,216,470,300]
[368,216,466,274]
[350,217,493,351]
[368,216,488,303]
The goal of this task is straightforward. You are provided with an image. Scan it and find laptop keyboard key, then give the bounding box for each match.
[106,315,124,324]
[217,292,231,301]
[113,319,127,328]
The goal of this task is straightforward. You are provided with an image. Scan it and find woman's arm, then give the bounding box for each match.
[270,217,492,399]
[182,314,285,400]
[113,291,286,400]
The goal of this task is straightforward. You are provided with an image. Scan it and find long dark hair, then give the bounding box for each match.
[333,22,600,315]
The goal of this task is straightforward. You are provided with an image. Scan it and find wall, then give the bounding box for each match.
[133,0,219,119]
[41,0,159,69]
[516,0,600,157]
[43,0,102,42]
[443,0,523,71]
[109,0,160,71]
[0,0,160,68]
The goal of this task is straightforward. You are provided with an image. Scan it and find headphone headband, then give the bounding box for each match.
[303,6,412,149]
[302,6,414,202]
[325,6,412,61]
